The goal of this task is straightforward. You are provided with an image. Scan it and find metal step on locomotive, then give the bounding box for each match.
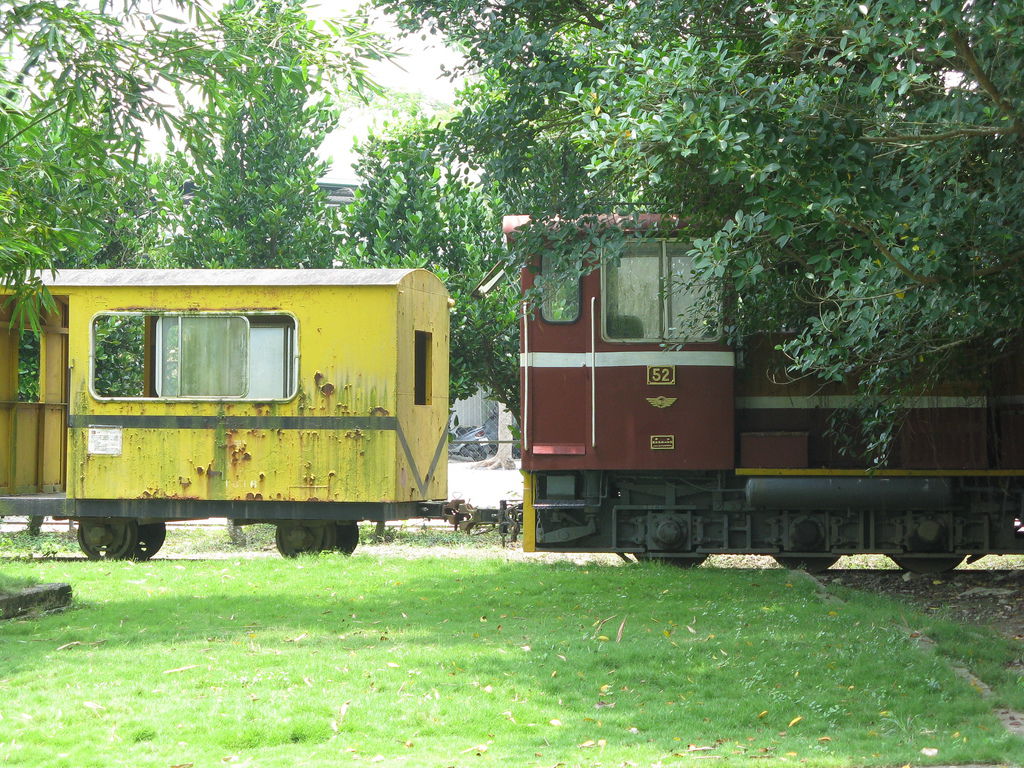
[509,215,1024,573]
[1,269,451,559]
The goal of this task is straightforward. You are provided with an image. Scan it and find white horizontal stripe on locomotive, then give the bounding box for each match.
[737,395,987,409]
[520,351,736,368]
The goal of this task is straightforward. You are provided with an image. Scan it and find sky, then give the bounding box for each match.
[311,3,464,183]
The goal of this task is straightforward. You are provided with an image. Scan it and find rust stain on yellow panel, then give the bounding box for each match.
[72,426,398,502]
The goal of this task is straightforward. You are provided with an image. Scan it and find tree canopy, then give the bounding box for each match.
[1,0,385,314]
[380,0,1024,459]
[1,0,226,322]
[172,0,387,269]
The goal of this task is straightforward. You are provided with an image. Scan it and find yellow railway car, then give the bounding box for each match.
[0,269,450,558]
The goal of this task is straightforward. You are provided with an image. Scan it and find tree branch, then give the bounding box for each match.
[838,286,919,302]
[836,215,939,285]
[0,98,70,151]
[947,26,1024,138]
[566,0,604,29]
[861,125,1012,143]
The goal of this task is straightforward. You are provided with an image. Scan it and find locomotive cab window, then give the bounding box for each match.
[538,252,580,323]
[603,241,715,341]
[92,313,296,400]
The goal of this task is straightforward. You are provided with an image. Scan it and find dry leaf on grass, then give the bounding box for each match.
[163,665,199,675]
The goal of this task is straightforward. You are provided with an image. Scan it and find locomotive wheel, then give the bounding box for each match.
[134,522,167,561]
[77,518,139,560]
[773,555,839,573]
[636,554,708,568]
[890,555,965,574]
[275,521,337,557]
[335,522,359,555]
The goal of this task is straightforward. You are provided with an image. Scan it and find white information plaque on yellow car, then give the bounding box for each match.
[87,426,123,456]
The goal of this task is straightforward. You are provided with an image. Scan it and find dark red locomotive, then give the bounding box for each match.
[510,215,1024,572]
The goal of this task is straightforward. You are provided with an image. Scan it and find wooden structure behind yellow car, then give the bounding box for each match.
[0,269,450,558]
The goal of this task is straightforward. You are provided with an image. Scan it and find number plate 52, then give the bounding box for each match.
[646,365,676,386]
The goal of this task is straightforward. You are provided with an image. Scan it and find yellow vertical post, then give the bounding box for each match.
[34,320,46,493]
[40,306,68,491]
[0,304,16,494]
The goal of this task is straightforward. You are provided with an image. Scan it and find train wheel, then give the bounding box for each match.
[134,522,167,561]
[636,554,708,568]
[773,555,839,573]
[890,555,965,574]
[77,519,139,560]
[335,522,359,555]
[275,521,337,557]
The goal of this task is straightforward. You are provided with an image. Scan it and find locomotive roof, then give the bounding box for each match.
[36,269,422,288]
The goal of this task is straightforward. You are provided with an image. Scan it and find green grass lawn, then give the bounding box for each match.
[1,555,1022,767]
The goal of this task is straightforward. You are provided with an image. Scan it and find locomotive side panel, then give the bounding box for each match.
[736,334,990,470]
[992,345,1024,468]
[524,366,590,460]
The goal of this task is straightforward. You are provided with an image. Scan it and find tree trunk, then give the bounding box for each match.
[480,403,517,470]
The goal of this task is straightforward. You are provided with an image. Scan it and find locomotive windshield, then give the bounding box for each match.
[603,241,713,341]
